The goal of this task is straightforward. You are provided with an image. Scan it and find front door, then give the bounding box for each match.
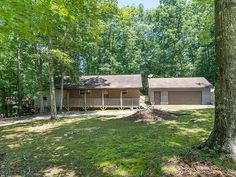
[154,91,161,105]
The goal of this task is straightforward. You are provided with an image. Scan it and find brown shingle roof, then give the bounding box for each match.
[56,74,142,89]
[148,77,212,89]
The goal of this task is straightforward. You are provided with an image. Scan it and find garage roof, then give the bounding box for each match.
[148,77,212,89]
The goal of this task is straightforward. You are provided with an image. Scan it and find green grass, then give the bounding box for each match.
[0,109,235,176]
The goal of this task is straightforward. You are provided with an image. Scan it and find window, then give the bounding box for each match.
[43,96,47,101]
[122,90,128,95]
[80,90,91,95]
[103,90,109,98]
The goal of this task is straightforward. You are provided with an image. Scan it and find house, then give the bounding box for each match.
[53,74,142,110]
[148,77,212,105]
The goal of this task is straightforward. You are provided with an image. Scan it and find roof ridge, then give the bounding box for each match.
[148,77,205,79]
[82,74,141,77]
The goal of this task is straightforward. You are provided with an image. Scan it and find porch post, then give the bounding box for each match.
[102,90,104,110]
[120,90,123,109]
[67,91,70,111]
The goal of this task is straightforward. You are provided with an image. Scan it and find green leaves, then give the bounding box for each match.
[49,49,73,65]
[0,0,215,115]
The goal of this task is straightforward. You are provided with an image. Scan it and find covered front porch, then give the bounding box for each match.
[57,89,141,110]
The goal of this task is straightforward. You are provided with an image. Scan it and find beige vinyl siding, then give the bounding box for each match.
[66,89,140,99]
[51,88,141,108]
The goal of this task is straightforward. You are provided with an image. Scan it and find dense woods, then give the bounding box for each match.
[0,0,215,117]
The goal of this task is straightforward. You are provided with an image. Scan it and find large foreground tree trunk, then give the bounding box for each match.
[205,1,236,154]
[48,38,57,119]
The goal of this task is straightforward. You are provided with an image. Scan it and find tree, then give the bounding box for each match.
[0,0,37,116]
[31,46,47,114]
[50,49,73,113]
[204,0,236,155]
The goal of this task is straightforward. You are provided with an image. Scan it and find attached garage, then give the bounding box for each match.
[168,91,202,105]
[148,77,212,105]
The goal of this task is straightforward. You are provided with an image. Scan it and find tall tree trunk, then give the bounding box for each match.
[0,89,7,118]
[59,63,64,113]
[205,1,236,155]
[48,37,57,119]
[33,43,45,114]
[59,31,68,113]
[39,58,45,114]
[16,42,23,116]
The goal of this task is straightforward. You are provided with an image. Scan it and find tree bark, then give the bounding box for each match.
[59,63,64,113]
[16,42,23,116]
[0,89,7,117]
[59,31,68,113]
[33,43,45,114]
[205,1,236,155]
[48,37,57,119]
[38,58,45,114]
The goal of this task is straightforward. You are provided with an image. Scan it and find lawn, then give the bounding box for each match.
[0,109,235,176]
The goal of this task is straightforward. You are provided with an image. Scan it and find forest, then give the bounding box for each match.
[1,0,236,176]
[0,0,214,117]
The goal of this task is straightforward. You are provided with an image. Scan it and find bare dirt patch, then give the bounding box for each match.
[123,109,180,122]
[163,157,236,177]
[42,167,76,177]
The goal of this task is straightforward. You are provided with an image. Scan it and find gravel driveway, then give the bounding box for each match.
[153,105,214,111]
[0,106,214,127]
[0,110,137,127]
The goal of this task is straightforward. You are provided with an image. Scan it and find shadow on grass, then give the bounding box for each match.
[0,109,235,176]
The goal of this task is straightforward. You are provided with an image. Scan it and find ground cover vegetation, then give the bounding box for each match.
[1,109,235,176]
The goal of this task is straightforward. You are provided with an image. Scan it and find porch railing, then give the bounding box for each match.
[65,98,140,108]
